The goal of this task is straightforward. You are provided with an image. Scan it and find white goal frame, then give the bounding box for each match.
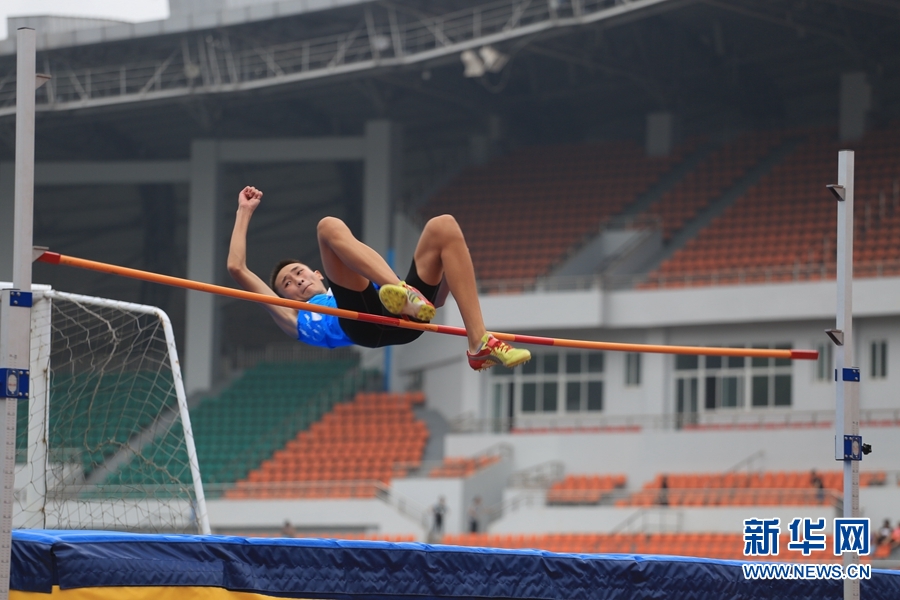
[18,289,210,534]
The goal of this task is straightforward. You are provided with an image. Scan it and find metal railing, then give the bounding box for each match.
[449,407,900,433]
[0,0,662,116]
[507,460,565,489]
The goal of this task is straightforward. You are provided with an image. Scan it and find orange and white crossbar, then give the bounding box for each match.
[36,250,819,361]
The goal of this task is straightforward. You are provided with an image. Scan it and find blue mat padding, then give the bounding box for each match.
[12,530,900,599]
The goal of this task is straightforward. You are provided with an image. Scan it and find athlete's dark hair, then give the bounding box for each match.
[270,258,303,297]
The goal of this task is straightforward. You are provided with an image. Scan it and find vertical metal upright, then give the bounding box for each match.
[829,150,860,600]
[0,27,37,600]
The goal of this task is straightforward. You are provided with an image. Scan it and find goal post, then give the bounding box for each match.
[13,288,209,534]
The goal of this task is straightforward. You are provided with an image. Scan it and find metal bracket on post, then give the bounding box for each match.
[843,435,863,461]
[0,370,28,399]
[825,329,844,346]
[835,367,859,382]
[9,291,32,308]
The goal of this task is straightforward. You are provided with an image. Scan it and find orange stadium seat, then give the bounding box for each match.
[224,391,429,499]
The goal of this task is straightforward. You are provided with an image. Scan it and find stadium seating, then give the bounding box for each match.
[422,140,694,287]
[225,390,428,499]
[428,454,503,478]
[545,474,627,505]
[105,360,363,491]
[643,130,786,240]
[647,125,900,286]
[15,372,172,476]
[615,470,887,507]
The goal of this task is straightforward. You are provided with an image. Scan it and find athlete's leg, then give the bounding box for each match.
[411,215,487,352]
[317,217,400,292]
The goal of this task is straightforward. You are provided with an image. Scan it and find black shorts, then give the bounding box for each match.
[329,260,440,348]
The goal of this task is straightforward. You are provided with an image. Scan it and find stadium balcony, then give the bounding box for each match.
[615,470,887,508]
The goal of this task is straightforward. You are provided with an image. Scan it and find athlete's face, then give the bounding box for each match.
[276,263,327,301]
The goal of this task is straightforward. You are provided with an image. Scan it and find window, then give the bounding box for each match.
[815,342,833,382]
[492,351,604,416]
[625,353,641,386]
[871,341,887,379]
[671,343,792,412]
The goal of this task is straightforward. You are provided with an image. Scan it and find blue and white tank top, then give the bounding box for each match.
[296,290,354,348]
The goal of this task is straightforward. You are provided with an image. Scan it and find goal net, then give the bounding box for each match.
[12,289,208,533]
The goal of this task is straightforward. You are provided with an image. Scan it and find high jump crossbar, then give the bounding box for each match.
[36,250,818,361]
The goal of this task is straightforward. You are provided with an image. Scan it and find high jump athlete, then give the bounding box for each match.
[227,186,531,371]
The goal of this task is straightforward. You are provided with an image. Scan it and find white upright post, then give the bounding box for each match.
[831,150,859,600]
[0,27,37,600]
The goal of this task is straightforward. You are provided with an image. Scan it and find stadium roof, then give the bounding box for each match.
[0,0,377,55]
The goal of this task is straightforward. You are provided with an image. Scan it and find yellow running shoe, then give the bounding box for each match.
[467,334,532,371]
[378,281,436,323]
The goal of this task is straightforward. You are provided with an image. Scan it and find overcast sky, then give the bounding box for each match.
[1,0,169,41]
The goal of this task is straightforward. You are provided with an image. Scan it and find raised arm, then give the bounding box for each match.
[227,186,298,338]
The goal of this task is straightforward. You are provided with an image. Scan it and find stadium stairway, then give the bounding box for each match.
[637,136,802,277]
[645,124,900,286]
[421,139,697,287]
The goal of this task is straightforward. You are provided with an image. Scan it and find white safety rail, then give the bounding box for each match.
[0,0,679,117]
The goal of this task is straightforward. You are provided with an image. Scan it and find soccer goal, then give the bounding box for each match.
[12,288,209,534]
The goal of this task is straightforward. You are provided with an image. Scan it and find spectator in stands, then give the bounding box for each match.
[658,475,669,507]
[228,186,530,371]
[875,519,892,546]
[281,520,296,538]
[468,496,483,533]
[892,521,900,550]
[432,496,448,536]
[810,469,824,504]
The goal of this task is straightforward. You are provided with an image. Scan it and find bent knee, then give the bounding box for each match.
[424,214,463,239]
[317,216,348,240]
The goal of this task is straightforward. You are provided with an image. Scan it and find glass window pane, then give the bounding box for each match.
[722,376,741,408]
[871,342,878,378]
[566,382,581,412]
[566,353,581,374]
[752,346,770,368]
[588,353,604,373]
[882,342,888,378]
[542,382,558,412]
[522,357,538,375]
[522,383,536,412]
[705,377,717,410]
[625,353,641,386]
[774,374,791,406]
[728,354,745,368]
[675,355,699,370]
[752,376,769,407]
[587,381,603,411]
[774,343,792,367]
[543,354,559,374]
[705,356,722,370]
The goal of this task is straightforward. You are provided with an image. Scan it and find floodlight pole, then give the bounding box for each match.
[0,27,38,600]
[830,150,860,600]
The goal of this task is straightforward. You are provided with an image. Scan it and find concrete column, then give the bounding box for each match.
[0,162,14,282]
[840,72,871,142]
[185,140,221,396]
[646,112,674,157]
[643,328,669,419]
[363,120,401,257]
